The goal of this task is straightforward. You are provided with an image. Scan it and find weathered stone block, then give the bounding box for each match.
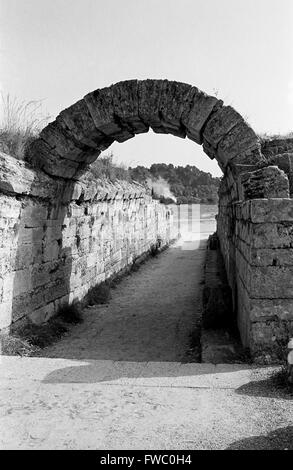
[261,137,293,159]
[249,298,293,322]
[250,319,293,352]
[230,147,267,168]
[251,222,293,249]
[182,88,221,144]
[111,80,149,134]
[250,247,293,267]
[40,121,84,161]
[27,139,80,179]
[250,265,293,298]
[217,121,260,163]
[203,105,243,148]
[58,98,107,149]
[156,80,193,137]
[85,87,134,143]
[137,79,168,134]
[240,166,289,200]
[268,153,293,192]
[0,152,61,200]
[249,198,293,223]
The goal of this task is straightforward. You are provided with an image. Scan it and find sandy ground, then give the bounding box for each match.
[0,234,292,450]
[1,357,292,450]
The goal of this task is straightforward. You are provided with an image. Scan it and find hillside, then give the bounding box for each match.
[129,163,221,204]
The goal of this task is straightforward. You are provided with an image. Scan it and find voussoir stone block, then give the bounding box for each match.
[156,80,193,137]
[111,80,149,134]
[229,148,267,170]
[40,120,86,162]
[203,105,243,148]
[217,121,260,164]
[57,99,110,150]
[85,87,134,143]
[182,88,221,144]
[27,139,80,178]
[138,79,168,134]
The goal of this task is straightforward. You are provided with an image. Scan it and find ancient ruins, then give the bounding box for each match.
[1,79,293,362]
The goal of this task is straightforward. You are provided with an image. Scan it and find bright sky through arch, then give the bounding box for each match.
[1,0,292,176]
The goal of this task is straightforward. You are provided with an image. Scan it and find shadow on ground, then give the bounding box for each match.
[41,360,255,384]
[235,377,293,399]
[226,426,293,450]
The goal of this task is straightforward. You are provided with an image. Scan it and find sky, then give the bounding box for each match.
[1,0,293,176]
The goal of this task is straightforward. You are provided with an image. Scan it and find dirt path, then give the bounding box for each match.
[39,238,207,362]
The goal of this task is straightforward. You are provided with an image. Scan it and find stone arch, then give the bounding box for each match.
[2,79,292,362]
[27,79,267,179]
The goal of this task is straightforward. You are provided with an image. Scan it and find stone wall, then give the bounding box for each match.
[0,152,174,331]
[217,154,293,362]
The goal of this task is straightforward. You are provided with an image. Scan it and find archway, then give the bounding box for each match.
[25,79,269,356]
[27,79,267,179]
[1,79,292,363]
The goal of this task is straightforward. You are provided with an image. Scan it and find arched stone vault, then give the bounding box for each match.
[27,79,267,179]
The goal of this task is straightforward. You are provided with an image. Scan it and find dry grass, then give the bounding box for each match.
[0,320,67,356]
[0,93,50,160]
[0,333,39,356]
[0,300,84,356]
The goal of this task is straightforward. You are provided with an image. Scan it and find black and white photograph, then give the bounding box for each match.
[0,0,292,454]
